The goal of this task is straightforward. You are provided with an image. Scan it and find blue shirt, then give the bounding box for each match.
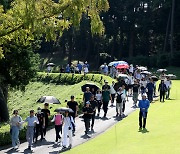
[138,99,150,112]
[146,82,154,92]
[77,63,82,71]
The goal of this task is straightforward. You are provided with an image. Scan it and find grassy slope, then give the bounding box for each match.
[66,80,180,154]
[7,81,99,120]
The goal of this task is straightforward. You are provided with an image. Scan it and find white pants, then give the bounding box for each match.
[116,103,123,115]
[62,127,72,147]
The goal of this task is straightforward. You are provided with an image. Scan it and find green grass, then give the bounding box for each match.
[66,80,180,154]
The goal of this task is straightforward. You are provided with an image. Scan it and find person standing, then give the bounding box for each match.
[103,63,108,75]
[138,94,150,130]
[51,111,64,144]
[77,61,82,74]
[83,87,92,105]
[89,95,98,131]
[25,110,39,151]
[110,81,116,107]
[82,101,93,135]
[132,80,140,107]
[95,89,102,116]
[146,79,154,103]
[102,82,111,118]
[67,95,78,135]
[140,78,147,95]
[34,107,45,142]
[62,111,75,149]
[65,64,70,73]
[116,88,125,117]
[165,77,172,99]
[128,72,134,96]
[10,110,23,150]
[158,80,167,102]
[41,103,50,138]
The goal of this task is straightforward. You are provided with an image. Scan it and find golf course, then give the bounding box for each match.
[66,80,180,154]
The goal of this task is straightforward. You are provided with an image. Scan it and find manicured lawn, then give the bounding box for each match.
[66,80,180,154]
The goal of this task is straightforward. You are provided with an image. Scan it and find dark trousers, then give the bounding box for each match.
[122,101,125,113]
[43,124,48,136]
[160,91,165,102]
[147,91,153,102]
[35,124,43,141]
[97,100,102,113]
[55,125,62,142]
[103,101,109,116]
[139,111,148,128]
[111,94,116,104]
[84,118,91,133]
[91,111,96,128]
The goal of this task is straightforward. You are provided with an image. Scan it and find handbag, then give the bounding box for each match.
[18,116,23,130]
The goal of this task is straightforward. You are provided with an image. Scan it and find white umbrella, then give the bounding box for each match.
[157,69,167,72]
[166,74,177,79]
[141,71,151,75]
[117,74,129,78]
[137,66,147,71]
[37,96,60,104]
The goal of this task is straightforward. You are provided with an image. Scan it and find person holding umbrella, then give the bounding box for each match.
[138,94,150,130]
[62,111,75,149]
[51,110,64,144]
[89,95,98,131]
[158,80,167,102]
[34,107,45,143]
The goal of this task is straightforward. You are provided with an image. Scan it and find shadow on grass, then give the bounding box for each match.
[138,128,150,134]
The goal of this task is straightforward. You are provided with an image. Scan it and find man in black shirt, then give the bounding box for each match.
[67,95,78,135]
[35,107,45,142]
[89,95,98,131]
[67,96,78,121]
[82,101,93,135]
[41,103,50,137]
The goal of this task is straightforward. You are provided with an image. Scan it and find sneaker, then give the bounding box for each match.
[17,142,20,148]
[28,146,31,151]
[68,144,72,149]
[62,146,66,149]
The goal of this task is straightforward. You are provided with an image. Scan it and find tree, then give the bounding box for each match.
[0,0,109,121]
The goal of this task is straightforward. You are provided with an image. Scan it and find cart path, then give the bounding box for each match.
[1,96,137,154]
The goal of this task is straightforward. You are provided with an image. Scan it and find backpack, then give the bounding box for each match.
[116,93,123,103]
[55,114,62,125]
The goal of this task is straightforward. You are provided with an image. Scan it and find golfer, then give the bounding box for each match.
[138,94,150,130]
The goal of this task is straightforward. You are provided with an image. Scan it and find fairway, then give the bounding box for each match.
[66,80,180,154]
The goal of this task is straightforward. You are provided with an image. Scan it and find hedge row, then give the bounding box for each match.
[34,72,114,85]
[0,73,115,146]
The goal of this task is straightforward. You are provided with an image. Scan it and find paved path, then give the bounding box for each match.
[0,97,137,154]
